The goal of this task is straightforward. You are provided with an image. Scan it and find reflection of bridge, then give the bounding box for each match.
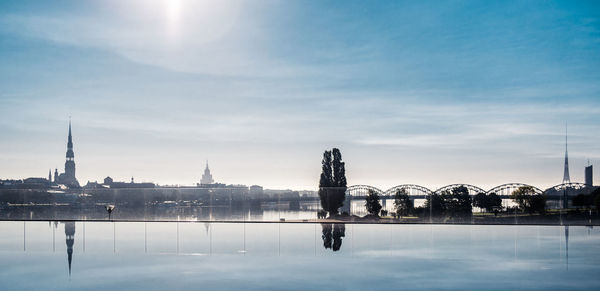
[345,182,592,200]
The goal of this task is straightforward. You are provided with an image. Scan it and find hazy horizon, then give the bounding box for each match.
[1,0,599,190]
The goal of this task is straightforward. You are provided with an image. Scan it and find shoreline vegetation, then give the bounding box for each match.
[314,148,600,226]
[1,148,599,225]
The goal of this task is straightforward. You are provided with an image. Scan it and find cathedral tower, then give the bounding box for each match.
[55,120,79,187]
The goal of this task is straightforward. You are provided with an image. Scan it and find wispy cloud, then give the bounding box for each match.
[0,1,599,188]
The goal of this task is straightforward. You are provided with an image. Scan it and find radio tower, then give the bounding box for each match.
[562,123,570,184]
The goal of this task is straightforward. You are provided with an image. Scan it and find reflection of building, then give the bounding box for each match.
[64,221,75,277]
[54,121,80,188]
[200,161,214,185]
[585,164,593,186]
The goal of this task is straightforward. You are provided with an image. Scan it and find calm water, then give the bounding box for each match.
[1,221,599,290]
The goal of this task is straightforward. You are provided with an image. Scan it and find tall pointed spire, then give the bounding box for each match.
[59,118,79,187]
[67,118,73,151]
[562,123,570,184]
[66,118,74,160]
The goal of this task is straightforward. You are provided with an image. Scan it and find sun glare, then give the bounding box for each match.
[165,0,182,40]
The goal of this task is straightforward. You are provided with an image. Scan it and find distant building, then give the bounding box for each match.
[249,185,264,196]
[54,121,80,188]
[84,181,106,189]
[585,165,593,186]
[0,178,51,189]
[23,177,51,189]
[102,176,154,188]
[200,161,214,185]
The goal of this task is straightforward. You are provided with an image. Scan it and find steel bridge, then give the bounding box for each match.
[344,182,594,200]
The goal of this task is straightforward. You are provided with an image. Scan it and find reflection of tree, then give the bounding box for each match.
[332,224,345,251]
[321,223,345,251]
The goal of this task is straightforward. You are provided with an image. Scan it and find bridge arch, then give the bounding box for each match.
[343,185,384,216]
[383,184,433,197]
[345,185,384,197]
[486,183,543,196]
[543,182,588,194]
[542,182,591,208]
[433,184,486,195]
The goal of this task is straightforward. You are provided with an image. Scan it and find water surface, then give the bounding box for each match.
[0,221,598,290]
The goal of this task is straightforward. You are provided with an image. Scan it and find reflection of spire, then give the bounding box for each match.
[204,222,210,235]
[563,124,571,184]
[565,225,569,270]
[64,222,75,278]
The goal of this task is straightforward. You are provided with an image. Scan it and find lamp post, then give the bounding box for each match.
[105,204,115,220]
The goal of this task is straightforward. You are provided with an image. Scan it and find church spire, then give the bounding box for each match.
[562,123,570,184]
[59,119,79,187]
[66,119,74,160]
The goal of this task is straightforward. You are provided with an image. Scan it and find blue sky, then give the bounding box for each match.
[1,0,599,190]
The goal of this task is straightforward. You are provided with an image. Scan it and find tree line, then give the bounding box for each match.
[317,148,576,220]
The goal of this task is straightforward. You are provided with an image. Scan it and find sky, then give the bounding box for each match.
[0,0,599,190]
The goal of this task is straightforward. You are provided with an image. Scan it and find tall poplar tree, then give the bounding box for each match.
[318,148,347,216]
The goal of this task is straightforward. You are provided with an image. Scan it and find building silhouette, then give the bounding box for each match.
[585,164,593,186]
[54,121,80,188]
[200,161,214,185]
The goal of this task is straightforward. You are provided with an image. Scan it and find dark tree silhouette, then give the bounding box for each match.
[393,188,414,217]
[318,148,347,217]
[511,186,546,214]
[473,192,502,212]
[529,194,547,215]
[424,186,472,218]
[424,193,444,217]
[473,193,487,211]
[365,189,382,217]
[487,192,503,212]
[442,186,472,218]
